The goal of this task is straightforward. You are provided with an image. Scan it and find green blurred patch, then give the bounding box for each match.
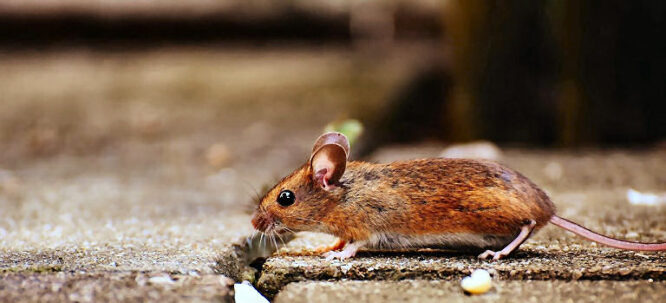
[324,119,364,146]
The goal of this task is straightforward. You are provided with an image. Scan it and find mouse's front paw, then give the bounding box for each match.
[323,250,355,261]
[322,240,363,261]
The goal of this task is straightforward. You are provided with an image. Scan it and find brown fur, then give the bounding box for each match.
[252,158,556,246]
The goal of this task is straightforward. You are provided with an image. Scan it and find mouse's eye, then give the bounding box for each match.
[277,190,295,207]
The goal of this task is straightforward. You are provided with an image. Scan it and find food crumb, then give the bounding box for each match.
[461,269,492,295]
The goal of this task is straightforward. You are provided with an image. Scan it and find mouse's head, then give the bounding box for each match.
[251,132,350,235]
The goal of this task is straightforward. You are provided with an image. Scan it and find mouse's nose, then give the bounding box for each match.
[251,212,271,232]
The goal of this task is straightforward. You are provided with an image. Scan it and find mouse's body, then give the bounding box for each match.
[326,159,553,250]
[252,132,666,260]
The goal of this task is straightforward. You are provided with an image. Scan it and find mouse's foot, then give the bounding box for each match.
[477,250,506,260]
[323,250,355,261]
[478,220,536,261]
[323,240,365,261]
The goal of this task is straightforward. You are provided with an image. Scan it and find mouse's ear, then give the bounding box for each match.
[309,132,350,190]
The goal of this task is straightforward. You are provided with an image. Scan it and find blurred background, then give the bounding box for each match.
[0,0,665,251]
[1,0,665,163]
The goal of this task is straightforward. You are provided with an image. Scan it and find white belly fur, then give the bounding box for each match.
[367,232,515,250]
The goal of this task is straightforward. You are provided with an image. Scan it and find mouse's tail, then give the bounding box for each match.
[550,215,666,251]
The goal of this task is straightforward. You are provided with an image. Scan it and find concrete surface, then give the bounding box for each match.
[0,158,253,302]
[2,145,665,302]
[0,272,234,303]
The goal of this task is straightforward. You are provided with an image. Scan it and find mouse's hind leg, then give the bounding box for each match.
[478,220,536,260]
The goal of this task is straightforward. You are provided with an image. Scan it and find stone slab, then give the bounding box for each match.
[0,271,234,303]
[274,280,666,303]
[257,249,665,298]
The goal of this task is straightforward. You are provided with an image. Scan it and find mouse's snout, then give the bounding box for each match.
[251,211,272,232]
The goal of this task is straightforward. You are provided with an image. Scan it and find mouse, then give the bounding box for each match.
[251,132,666,260]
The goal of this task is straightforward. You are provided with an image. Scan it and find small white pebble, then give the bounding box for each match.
[627,188,666,206]
[625,231,639,239]
[149,275,174,284]
[234,281,269,303]
[461,269,492,294]
[440,141,502,160]
[187,270,200,277]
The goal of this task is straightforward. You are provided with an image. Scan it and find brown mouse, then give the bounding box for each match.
[252,132,666,260]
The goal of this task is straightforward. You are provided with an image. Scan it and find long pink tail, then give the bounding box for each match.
[550,215,666,251]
